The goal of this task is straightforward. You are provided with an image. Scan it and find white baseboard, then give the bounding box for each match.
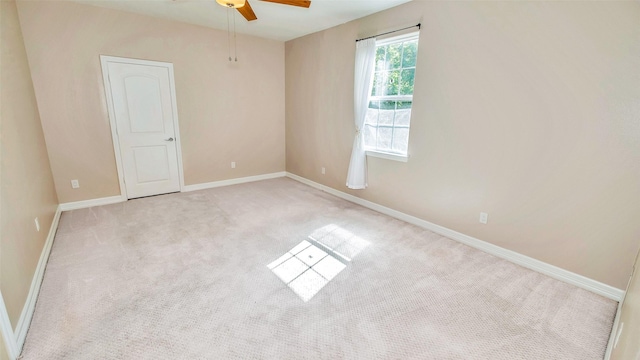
[59,173,288,210]
[285,172,624,301]
[60,195,125,211]
[183,172,286,192]
[14,205,62,354]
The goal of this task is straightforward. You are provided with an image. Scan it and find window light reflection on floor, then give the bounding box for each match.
[267,224,370,302]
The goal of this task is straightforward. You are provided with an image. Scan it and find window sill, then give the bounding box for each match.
[365,150,408,162]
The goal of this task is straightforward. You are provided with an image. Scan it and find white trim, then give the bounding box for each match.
[13,205,62,354]
[59,173,288,209]
[60,195,125,211]
[166,61,186,192]
[0,292,18,360]
[604,251,636,359]
[183,172,286,192]
[376,30,419,45]
[100,56,127,200]
[99,55,186,199]
[366,150,408,162]
[285,172,624,301]
[604,300,624,360]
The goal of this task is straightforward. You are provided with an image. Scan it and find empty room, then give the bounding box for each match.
[1,0,639,359]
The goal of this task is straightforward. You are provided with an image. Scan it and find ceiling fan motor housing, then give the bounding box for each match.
[216,0,246,8]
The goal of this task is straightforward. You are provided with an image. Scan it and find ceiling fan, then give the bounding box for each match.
[216,0,311,22]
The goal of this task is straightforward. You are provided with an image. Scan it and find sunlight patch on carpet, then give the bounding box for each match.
[267,224,369,302]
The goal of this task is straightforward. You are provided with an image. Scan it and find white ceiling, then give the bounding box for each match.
[71,0,412,41]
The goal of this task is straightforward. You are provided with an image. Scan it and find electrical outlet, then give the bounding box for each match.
[231,162,236,169]
[321,167,326,175]
[34,217,40,232]
[479,212,488,224]
[71,179,80,189]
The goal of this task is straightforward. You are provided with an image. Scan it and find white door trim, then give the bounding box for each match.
[100,55,185,199]
[0,291,18,360]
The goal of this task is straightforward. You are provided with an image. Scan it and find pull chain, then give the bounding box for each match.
[233,10,238,62]
[226,7,232,61]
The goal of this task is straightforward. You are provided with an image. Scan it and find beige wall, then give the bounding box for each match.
[611,249,640,359]
[1,0,59,328]
[16,0,285,203]
[285,1,640,289]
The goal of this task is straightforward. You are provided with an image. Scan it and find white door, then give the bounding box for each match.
[104,59,182,199]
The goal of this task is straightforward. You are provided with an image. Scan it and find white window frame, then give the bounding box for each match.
[364,31,419,162]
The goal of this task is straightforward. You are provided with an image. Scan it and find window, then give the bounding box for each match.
[364,32,419,160]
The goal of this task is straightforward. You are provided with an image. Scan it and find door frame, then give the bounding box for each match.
[0,291,19,360]
[100,55,185,200]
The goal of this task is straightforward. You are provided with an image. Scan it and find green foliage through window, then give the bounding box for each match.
[371,39,417,97]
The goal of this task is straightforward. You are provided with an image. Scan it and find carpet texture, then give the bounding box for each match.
[20,178,617,359]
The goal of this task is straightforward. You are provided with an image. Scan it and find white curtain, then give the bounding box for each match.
[346,38,376,189]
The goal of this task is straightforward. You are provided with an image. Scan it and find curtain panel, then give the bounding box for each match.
[346,38,376,189]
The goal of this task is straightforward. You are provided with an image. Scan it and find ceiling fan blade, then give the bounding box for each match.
[260,0,311,8]
[237,0,257,21]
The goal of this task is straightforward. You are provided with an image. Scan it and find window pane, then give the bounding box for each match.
[364,124,377,148]
[400,69,415,95]
[385,44,402,70]
[378,109,394,126]
[375,46,386,71]
[392,128,410,154]
[397,100,412,110]
[394,108,412,127]
[384,70,400,96]
[364,108,378,125]
[376,127,393,150]
[402,40,418,68]
[380,100,396,110]
[371,72,384,96]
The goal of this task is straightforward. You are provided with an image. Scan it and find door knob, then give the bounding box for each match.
[165,137,174,142]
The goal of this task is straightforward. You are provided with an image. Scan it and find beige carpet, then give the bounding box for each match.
[21,178,616,359]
